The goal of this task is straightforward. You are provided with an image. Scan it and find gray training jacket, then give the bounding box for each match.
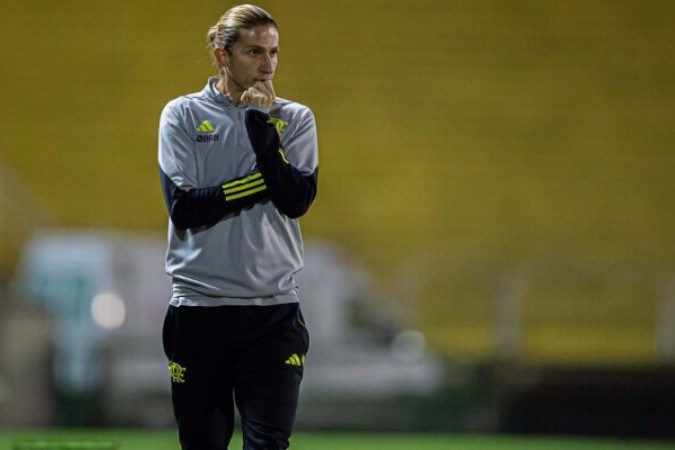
[158,77,319,307]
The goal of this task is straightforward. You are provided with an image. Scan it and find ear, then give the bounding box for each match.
[213,47,228,71]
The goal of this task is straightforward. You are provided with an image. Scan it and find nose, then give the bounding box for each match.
[260,54,275,74]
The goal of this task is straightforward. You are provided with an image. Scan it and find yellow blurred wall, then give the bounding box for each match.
[2,1,675,363]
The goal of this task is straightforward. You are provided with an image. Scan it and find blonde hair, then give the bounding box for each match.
[207,4,277,54]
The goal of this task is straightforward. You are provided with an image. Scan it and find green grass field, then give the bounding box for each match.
[0,430,673,450]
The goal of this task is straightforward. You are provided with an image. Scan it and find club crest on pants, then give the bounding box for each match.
[168,360,187,384]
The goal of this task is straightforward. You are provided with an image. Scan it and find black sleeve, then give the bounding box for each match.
[160,168,268,230]
[244,109,318,219]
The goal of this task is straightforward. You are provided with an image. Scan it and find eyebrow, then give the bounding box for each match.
[245,44,279,51]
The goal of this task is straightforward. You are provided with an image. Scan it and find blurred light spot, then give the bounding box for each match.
[390,329,426,363]
[91,292,126,330]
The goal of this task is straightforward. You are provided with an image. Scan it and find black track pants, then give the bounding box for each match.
[162,303,310,450]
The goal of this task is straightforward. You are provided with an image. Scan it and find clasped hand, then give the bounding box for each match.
[240,80,275,109]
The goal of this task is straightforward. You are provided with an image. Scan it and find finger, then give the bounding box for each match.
[241,90,261,105]
[242,88,271,108]
[254,81,275,101]
[262,80,275,99]
[240,90,252,104]
[248,89,266,104]
[253,81,273,99]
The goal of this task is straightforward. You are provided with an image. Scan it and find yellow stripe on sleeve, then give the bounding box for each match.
[222,172,263,189]
[222,178,266,195]
[224,185,267,201]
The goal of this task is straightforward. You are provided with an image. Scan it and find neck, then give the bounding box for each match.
[216,77,244,105]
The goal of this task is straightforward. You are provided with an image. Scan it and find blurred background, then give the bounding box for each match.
[1,0,675,439]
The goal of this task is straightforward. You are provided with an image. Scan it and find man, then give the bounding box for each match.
[158,4,318,449]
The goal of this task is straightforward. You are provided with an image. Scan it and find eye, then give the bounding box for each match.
[248,48,261,56]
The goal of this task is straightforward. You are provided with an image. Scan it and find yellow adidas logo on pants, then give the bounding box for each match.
[285,353,305,367]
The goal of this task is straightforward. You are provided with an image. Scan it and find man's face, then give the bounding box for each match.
[222,25,279,92]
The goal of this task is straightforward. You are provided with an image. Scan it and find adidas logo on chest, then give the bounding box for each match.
[195,119,220,142]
